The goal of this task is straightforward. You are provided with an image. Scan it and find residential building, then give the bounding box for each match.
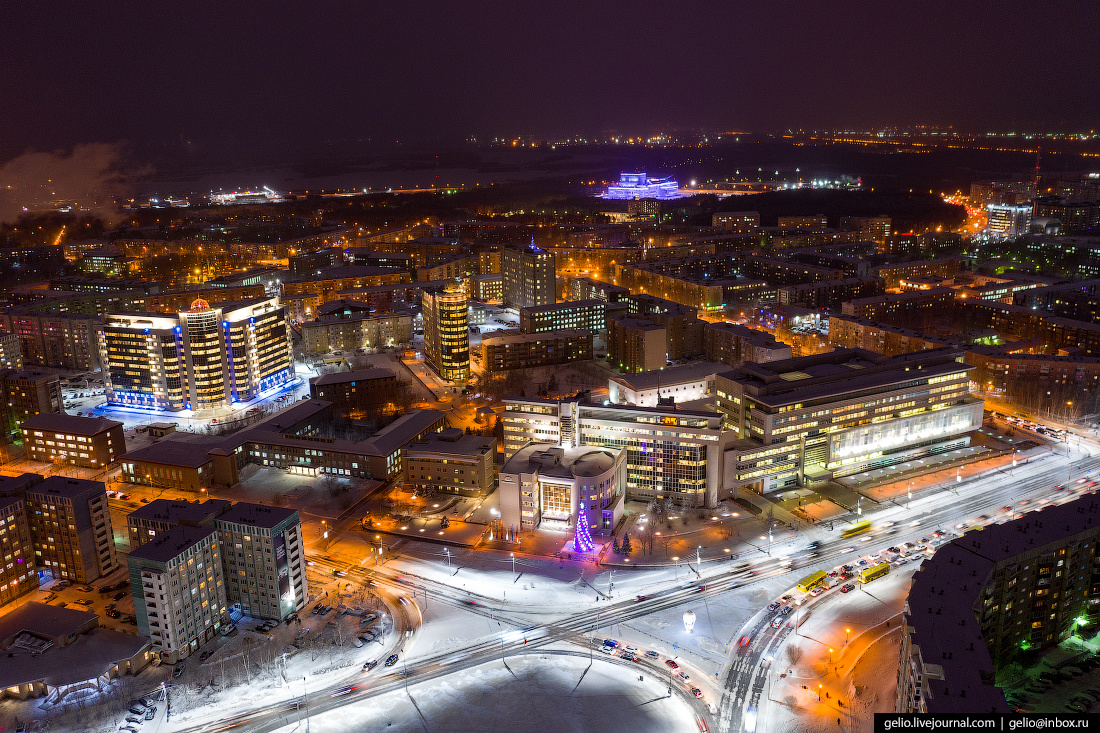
[1032,197,1100,234]
[417,254,468,282]
[896,494,1100,713]
[128,526,228,663]
[469,273,503,302]
[703,323,792,367]
[777,277,886,310]
[499,443,626,534]
[711,211,760,233]
[2,369,63,441]
[620,294,706,361]
[403,428,497,499]
[301,309,413,354]
[503,396,727,507]
[828,314,955,356]
[502,243,556,310]
[126,498,232,550]
[308,368,399,420]
[98,297,293,412]
[25,476,118,582]
[0,333,21,370]
[777,216,828,232]
[872,259,965,290]
[422,279,470,382]
[841,288,956,328]
[216,503,307,621]
[288,248,342,278]
[838,215,891,243]
[607,314,667,373]
[520,300,607,334]
[569,277,629,303]
[281,266,410,306]
[481,330,593,373]
[716,348,982,492]
[0,497,35,605]
[344,248,414,270]
[21,413,126,469]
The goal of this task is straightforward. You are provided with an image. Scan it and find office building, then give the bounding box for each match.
[0,497,35,605]
[502,243,556,310]
[503,396,727,508]
[2,370,63,440]
[703,323,792,368]
[520,300,607,334]
[126,498,232,550]
[838,215,891,243]
[896,494,1100,714]
[716,348,982,492]
[985,204,1033,239]
[422,279,470,382]
[25,476,118,583]
[216,503,307,621]
[403,428,497,499]
[128,526,228,663]
[98,297,293,412]
[22,413,125,469]
[481,329,593,373]
[469,273,503,302]
[499,443,626,533]
[711,211,760,233]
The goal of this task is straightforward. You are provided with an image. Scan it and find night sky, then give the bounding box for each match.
[2,1,1099,162]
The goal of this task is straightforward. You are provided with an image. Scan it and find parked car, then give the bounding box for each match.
[144,708,156,720]
[128,705,146,715]
[221,624,236,636]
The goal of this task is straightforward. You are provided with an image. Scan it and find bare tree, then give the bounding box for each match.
[785,644,804,665]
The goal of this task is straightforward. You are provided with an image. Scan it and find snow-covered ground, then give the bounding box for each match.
[270,652,700,733]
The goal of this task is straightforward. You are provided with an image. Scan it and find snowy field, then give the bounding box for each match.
[271,652,700,733]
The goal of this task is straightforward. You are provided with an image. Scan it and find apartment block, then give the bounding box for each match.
[301,309,413,354]
[128,526,228,663]
[216,503,308,621]
[2,369,63,440]
[481,329,593,373]
[703,322,792,368]
[777,277,886,310]
[0,333,22,370]
[711,211,760,233]
[569,277,629,303]
[502,244,556,310]
[25,477,118,583]
[838,215,891,243]
[607,315,667,373]
[0,497,35,605]
[126,498,232,550]
[22,413,126,469]
[308,368,399,420]
[520,300,607,334]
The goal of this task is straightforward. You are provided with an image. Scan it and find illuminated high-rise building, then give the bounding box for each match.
[98,297,293,411]
[502,243,556,310]
[422,279,470,382]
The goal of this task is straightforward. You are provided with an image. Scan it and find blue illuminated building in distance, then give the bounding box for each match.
[603,172,684,200]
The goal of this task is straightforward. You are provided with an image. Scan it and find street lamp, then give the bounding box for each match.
[845,628,850,646]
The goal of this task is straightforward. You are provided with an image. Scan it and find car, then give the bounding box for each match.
[738,636,751,648]
[621,652,636,661]
[364,659,379,671]
[126,715,143,724]
[771,618,784,629]
[144,708,156,720]
[106,609,121,619]
[826,570,839,578]
[977,515,989,522]
[840,572,853,581]
[173,665,184,678]
[624,645,638,654]
[385,654,399,667]
[780,594,793,603]
[113,591,127,601]
[119,727,139,733]
[221,624,236,636]
[691,687,704,699]
[810,587,825,597]
[677,671,691,683]
[75,598,94,606]
[635,595,648,602]
[780,606,792,615]
[954,523,967,529]
[1054,485,1065,491]
[645,650,660,658]
[200,649,215,662]
[841,564,853,572]
[598,645,614,654]
[602,639,618,648]
[766,602,781,612]
[1019,499,1030,505]
[128,705,146,715]
[893,559,908,567]
[77,584,94,592]
[665,660,679,670]
[840,584,855,593]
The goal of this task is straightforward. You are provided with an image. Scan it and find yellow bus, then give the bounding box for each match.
[859,562,890,584]
[797,570,828,593]
[841,520,872,539]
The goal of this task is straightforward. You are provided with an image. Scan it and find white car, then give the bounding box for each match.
[599,645,614,654]
[623,645,638,654]
[810,586,826,597]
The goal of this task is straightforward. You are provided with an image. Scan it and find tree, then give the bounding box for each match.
[785,644,804,665]
[440,516,449,529]
[546,372,559,395]
[620,532,632,555]
[612,537,621,554]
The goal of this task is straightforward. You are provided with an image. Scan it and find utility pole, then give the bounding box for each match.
[696,545,702,577]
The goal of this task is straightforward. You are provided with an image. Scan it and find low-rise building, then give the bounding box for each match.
[403,428,497,499]
[21,413,126,469]
[128,526,228,663]
[607,361,727,407]
[499,443,625,534]
[469,273,503,302]
[481,329,593,373]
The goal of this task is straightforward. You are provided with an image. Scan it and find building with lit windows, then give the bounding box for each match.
[520,300,607,334]
[422,279,470,382]
[98,297,293,412]
[985,204,1033,239]
[502,244,556,310]
[716,348,982,493]
[216,503,307,621]
[24,476,118,583]
[128,526,228,664]
[0,496,35,605]
[21,413,125,469]
[603,172,684,200]
[712,211,760,233]
[2,369,63,441]
[481,330,593,373]
[0,333,21,370]
[838,215,891,243]
[503,396,728,508]
[499,443,626,534]
[403,428,497,499]
[126,498,232,551]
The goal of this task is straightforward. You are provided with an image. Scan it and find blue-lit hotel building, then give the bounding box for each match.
[603,172,684,200]
[97,297,293,411]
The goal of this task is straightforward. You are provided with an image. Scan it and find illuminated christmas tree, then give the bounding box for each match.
[573,502,595,553]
